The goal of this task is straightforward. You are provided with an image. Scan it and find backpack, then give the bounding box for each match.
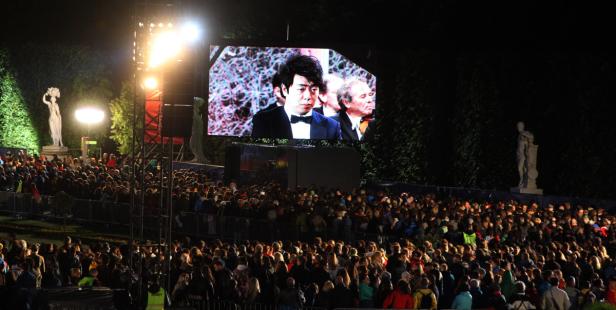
[418,291,433,309]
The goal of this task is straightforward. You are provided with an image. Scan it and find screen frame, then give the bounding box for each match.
[205,40,378,141]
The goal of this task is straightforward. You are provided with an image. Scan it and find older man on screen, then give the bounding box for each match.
[333,78,375,141]
[251,55,341,140]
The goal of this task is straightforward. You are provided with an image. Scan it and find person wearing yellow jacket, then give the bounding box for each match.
[147,277,170,310]
[414,277,438,310]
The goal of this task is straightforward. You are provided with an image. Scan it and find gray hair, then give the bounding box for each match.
[337,77,367,108]
[470,279,480,288]
[515,281,526,293]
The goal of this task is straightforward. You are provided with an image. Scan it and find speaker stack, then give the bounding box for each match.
[161,61,194,137]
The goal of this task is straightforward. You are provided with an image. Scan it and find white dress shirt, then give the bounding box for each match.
[284,106,311,139]
[347,113,363,140]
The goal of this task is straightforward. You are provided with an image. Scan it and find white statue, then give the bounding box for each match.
[189,97,207,163]
[514,121,542,194]
[42,87,63,147]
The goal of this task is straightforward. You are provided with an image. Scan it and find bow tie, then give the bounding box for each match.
[290,115,312,124]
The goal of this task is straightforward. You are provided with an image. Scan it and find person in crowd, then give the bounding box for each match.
[451,283,473,310]
[564,276,580,309]
[383,279,414,309]
[414,277,437,310]
[77,267,99,287]
[508,281,536,310]
[315,280,334,310]
[358,274,376,308]
[541,277,571,310]
[276,277,305,310]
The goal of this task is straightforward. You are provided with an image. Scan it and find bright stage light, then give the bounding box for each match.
[181,21,202,43]
[75,107,105,125]
[143,77,159,90]
[149,31,182,68]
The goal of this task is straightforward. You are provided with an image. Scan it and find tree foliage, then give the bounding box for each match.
[0,49,40,153]
[109,82,140,155]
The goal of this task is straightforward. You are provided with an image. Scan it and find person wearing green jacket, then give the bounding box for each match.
[451,284,473,310]
[500,263,516,300]
[77,268,98,287]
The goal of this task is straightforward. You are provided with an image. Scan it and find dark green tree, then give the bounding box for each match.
[109,82,140,155]
[0,49,40,153]
[389,51,433,183]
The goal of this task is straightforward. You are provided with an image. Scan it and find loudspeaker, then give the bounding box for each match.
[161,104,193,137]
[224,144,241,184]
[161,60,194,137]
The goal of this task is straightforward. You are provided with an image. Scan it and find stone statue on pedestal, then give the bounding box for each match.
[42,87,63,147]
[189,97,207,163]
[40,87,69,160]
[512,121,543,195]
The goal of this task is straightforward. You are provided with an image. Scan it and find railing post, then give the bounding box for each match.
[89,199,93,222]
[12,192,17,217]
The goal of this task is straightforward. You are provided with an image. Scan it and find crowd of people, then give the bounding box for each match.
[1,152,616,310]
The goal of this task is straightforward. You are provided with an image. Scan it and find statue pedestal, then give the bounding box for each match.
[510,187,543,195]
[41,145,70,161]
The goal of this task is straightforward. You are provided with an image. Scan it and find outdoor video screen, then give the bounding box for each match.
[208,45,376,141]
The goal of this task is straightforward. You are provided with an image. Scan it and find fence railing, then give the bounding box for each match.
[0,191,392,243]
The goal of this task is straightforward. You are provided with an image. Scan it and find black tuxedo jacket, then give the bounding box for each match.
[332,113,372,141]
[251,106,341,140]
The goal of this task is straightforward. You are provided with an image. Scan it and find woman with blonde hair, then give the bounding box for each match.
[245,277,261,303]
[315,280,335,309]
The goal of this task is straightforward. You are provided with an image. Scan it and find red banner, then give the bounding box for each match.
[144,89,183,144]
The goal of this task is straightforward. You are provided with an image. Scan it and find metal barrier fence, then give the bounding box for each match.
[174,300,327,310]
[0,191,392,243]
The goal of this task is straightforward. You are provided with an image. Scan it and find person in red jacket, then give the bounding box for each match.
[383,280,414,309]
[607,276,616,305]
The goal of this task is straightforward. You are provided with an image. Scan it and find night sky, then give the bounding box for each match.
[2,0,614,81]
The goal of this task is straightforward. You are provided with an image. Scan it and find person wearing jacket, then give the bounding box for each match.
[383,280,414,309]
[414,277,438,310]
[541,277,571,310]
[508,281,536,310]
[451,283,473,310]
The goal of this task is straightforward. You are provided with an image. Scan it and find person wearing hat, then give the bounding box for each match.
[508,281,536,310]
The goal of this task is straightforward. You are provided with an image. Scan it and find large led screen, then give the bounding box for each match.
[208,46,376,141]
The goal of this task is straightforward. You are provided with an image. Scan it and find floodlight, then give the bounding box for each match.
[75,107,105,125]
[143,77,159,90]
[148,31,182,68]
[181,21,202,43]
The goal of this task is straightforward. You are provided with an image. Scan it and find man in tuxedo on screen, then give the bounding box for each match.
[251,55,341,140]
[333,78,375,141]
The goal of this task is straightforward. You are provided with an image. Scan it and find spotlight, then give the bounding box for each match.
[75,107,105,125]
[143,77,159,90]
[148,31,182,68]
[181,21,202,43]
